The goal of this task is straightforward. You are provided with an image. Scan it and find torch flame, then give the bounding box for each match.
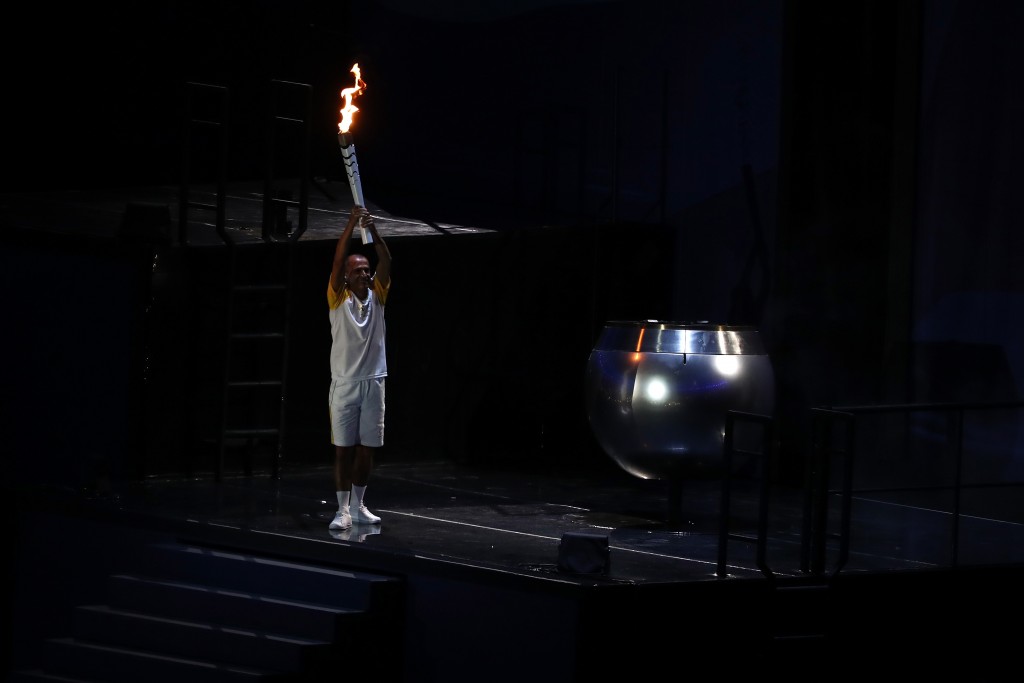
[338,63,366,134]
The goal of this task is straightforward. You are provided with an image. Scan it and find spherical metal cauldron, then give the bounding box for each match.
[585,321,775,481]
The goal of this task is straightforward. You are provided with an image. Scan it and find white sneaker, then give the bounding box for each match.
[329,507,352,530]
[352,504,381,524]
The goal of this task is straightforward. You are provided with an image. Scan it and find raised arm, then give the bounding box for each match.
[362,212,392,288]
[330,207,365,293]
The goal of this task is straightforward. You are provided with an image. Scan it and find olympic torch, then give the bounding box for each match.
[337,63,371,243]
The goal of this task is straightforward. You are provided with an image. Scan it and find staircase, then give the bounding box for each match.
[9,540,406,683]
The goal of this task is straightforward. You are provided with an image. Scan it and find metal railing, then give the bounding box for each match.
[717,410,777,578]
[717,399,1024,578]
[804,399,1024,574]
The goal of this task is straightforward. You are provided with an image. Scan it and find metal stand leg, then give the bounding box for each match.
[667,476,684,528]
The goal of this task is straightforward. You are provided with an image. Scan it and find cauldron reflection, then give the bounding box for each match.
[585,321,775,481]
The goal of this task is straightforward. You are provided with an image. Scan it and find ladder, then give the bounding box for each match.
[176,78,313,481]
[217,241,294,480]
[179,82,230,245]
[214,79,313,481]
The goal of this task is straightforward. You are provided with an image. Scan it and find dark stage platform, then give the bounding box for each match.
[32,456,1024,582]
[11,455,1024,682]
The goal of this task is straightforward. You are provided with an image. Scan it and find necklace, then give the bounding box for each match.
[354,292,371,320]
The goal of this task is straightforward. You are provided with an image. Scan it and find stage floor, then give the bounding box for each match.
[60,454,1024,587]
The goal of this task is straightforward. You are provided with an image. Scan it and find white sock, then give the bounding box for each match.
[336,490,351,511]
[352,484,367,510]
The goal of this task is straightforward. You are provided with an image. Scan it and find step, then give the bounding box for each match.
[9,670,98,683]
[234,284,288,293]
[133,542,402,611]
[229,332,285,340]
[223,428,281,438]
[72,603,337,672]
[39,637,292,683]
[105,574,360,641]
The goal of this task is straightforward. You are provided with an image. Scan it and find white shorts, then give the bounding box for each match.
[329,377,386,447]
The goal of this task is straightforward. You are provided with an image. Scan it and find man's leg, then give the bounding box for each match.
[350,445,380,524]
[329,445,354,530]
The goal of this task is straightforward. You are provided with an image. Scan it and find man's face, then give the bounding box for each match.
[345,255,372,294]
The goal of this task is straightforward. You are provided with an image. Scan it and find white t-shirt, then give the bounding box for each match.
[327,278,389,381]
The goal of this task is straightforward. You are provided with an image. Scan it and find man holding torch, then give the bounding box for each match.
[327,206,391,530]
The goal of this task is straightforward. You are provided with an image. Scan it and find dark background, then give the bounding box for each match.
[3,0,1021,488]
